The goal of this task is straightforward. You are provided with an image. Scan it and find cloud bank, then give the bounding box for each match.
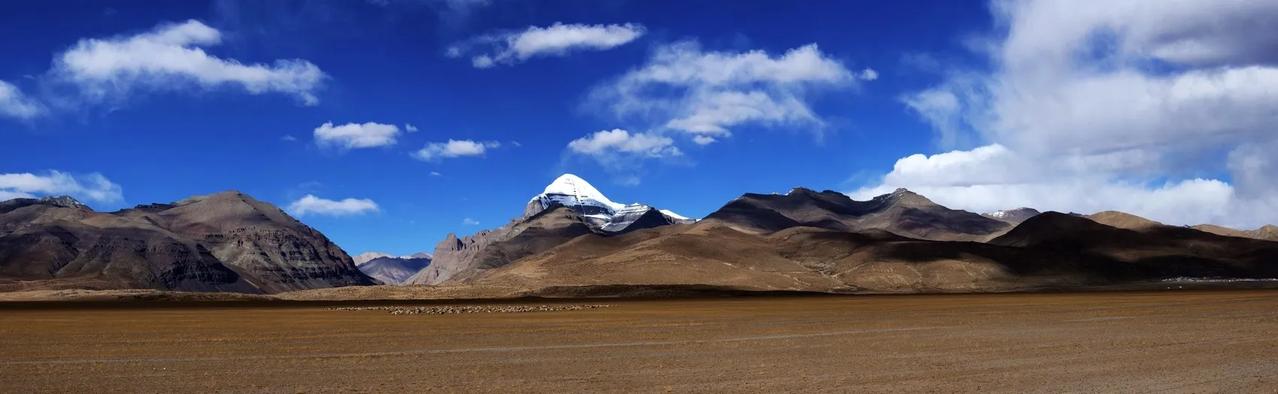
[854,0,1278,228]
[589,42,868,145]
[0,171,123,204]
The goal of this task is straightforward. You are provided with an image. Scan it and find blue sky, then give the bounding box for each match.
[3,0,1277,255]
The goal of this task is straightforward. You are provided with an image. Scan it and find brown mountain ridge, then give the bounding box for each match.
[0,192,373,293]
[410,177,1278,295]
[3,176,1277,296]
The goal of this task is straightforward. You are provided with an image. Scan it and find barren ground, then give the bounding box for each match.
[2,290,1277,392]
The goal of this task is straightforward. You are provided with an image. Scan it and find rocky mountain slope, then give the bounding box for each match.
[467,210,1278,294]
[704,188,1010,241]
[1087,211,1164,230]
[407,174,691,285]
[0,192,373,293]
[991,212,1278,279]
[1192,224,1278,242]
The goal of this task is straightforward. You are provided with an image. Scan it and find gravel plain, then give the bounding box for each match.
[1,290,1276,392]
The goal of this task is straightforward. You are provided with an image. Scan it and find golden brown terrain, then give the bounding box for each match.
[2,290,1277,392]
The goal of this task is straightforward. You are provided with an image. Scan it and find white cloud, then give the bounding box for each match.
[287,194,379,217]
[567,129,680,158]
[692,135,716,145]
[0,171,123,204]
[429,171,442,176]
[589,41,862,144]
[0,81,44,120]
[901,87,968,149]
[313,122,400,150]
[856,0,1278,228]
[404,123,419,132]
[53,19,325,105]
[858,68,879,81]
[412,139,499,161]
[564,129,682,183]
[451,22,645,68]
[982,0,1278,155]
[850,145,1238,225]
[461,217,480,225]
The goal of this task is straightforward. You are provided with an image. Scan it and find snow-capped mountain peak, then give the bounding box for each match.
[525,173,693,233]
[532,173,625,214]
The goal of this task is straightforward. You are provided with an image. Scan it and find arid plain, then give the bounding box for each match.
[3,290,1277,393]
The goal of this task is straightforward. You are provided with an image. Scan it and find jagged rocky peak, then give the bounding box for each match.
[786,187,847,197]
[876,188,935,206]
[524,173,692,233]
[40,195,90,210]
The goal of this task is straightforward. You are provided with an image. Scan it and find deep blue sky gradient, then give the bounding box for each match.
[0,1,994,254]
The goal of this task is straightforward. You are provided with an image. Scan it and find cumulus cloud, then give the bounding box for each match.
[850,145,1236,225]
[451,22,645,68]
[287,194,379,217]
[52,19,325,105]
[567,129,681,158]
[858,68,879,81]
[313,122,400,150]
[589,41,862,144]
[564,129,683,183]
[0,81,44,120]
[855,0,1278,228]
[412,139,499,161]
[0,171,123,204]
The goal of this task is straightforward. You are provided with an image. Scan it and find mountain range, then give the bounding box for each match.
[355,252,432,285]
[2,174,1277,297]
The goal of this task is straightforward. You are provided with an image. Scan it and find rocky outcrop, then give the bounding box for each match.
[408,206,594,285]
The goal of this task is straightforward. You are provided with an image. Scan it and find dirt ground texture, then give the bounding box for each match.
[2,290,1277,393]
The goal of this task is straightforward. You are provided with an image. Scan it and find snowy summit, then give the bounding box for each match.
[525,174,692,232]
